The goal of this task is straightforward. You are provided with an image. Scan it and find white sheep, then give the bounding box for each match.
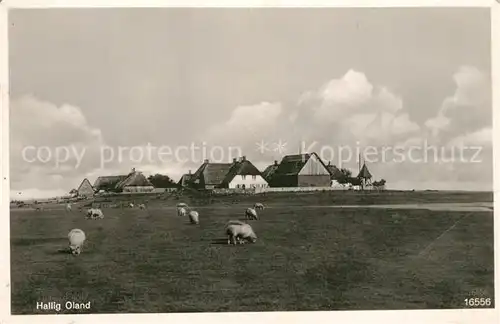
[177,207,187,217]
[68,228,86,255]
[225,222,257,245]
[66,203,72,212]
[138,204,146,209]
[86,208,104,219]
[128,203,135,208]
[245,207,258,220]
[188,210,199,224]
[254,203,265,210]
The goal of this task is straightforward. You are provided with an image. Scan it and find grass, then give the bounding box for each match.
[10,191,495,314]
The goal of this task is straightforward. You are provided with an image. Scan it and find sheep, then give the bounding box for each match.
[245,207,258,220]
[86,208,104,219]
[188,210,199,224]
[177,202,188,208]
[66,203,72,212]
[225,222,257,245]
[177,207,187,217]
[138,203,146,209]
[128,203,135,208]
[68,229,86,255]
[254,203,265,210]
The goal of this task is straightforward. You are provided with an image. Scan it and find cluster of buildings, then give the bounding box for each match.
[73,152,382,198]
[73,168,159,199]
[177,152,378,191]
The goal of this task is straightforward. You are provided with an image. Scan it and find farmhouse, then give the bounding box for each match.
[269,152,331,187]
[76,178,94,198]
[115,168,155,193]
[93,175,128,193]
[222,156,268,189]
[188,159,234,190]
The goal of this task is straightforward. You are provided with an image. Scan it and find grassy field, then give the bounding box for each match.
[10,191,495,314]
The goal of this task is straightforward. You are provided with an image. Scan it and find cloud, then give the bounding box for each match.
[9,95,191,198]
[425,66,490,139]
[10,95,106,192]
[299,70,420,146]
[447,127,492,149]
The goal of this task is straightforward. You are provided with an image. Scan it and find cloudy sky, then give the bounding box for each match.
[9,8,492,199]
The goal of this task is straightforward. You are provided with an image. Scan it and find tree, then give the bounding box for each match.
[373,179,387,187]
[336,168,353,184]
[147,174,177,188]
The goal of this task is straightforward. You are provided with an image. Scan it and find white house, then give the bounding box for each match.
[223,156,269,189]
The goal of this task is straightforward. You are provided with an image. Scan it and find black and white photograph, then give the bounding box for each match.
[1,1,499,322]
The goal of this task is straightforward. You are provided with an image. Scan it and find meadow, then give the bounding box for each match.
[10,191,495,314]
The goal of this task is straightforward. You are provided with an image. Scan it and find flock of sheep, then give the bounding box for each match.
[66,201,266,256]
[176,202,264,244]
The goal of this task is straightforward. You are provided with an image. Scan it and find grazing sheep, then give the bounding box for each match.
[66,203,72,212]
[68,229,86,255]
[177,202,188,208]
[245,207,258,220]
[225,222,257,245]
[188,210,199,224]
[128,203,134,208]
[254,203,265,210]
[138,204,146,209]
[86,208,104,219]
[177,207,187,217]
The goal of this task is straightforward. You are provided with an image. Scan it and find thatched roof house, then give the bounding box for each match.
[189,159,234,190]
[93,175,128,192]
[115,168,154,192]
[221,157,267,188]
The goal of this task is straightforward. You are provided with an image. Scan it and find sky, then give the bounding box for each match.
[8,8,493,199]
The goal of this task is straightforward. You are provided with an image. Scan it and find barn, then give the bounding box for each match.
[269,152,331,187]
[76,178,94,198]
[222,156,268,189]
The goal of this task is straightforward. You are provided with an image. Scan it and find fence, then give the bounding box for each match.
[254,186,343,193]
[211,186,346,195]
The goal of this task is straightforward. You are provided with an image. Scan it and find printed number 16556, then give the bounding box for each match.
[464,298,491,307]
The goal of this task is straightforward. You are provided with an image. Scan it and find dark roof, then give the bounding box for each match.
[357,164,373,179]
[222,159,263,185]
[272,152,329,176]
[191,162,233,187]
[326,164,343,180]
[262,164,279,181]
[93,175,128,190]
[270,152,330,187]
